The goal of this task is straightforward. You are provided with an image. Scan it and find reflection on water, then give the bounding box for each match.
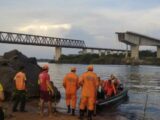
[40,63,160,120]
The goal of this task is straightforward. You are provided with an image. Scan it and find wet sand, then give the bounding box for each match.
[7,113,127,120]
[4,99,128,120]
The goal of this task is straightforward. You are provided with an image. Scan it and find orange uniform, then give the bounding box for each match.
[14,72,26,90]
[79,71,99,111]
[104,80,116,97]
[63,72,79,109]
[13,71,27,112]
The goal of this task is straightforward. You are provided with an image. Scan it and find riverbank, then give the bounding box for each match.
[4,99,128,120]
[57,52,160,66]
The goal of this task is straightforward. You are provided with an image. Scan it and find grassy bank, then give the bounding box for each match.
[57,50,160,65]
[58,53,125,64]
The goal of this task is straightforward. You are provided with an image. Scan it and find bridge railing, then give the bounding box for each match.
[0,31,86,48]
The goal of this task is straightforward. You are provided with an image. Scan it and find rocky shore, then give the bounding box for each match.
[0,50,42,98]
[0,50,129,120]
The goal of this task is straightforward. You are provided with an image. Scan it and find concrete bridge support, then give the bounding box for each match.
[157,46,160,58]
[105,50,108,55]
[125,51,128,58]
[82,49,87,54]
[116,51,120,55]
[55,47,62,61]
[99,50,102,56]
[110,51,114,55]
[91,49,94,54]
[131,45,139,59]
[125,45,129,58]
[107,51,110,55]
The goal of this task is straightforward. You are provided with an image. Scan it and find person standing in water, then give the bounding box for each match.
[63,67,79,115]
[79,65,99,120]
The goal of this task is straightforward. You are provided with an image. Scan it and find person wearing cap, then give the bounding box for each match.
[0,83,4,120]
[79,65,99,120]
[63,67,79,115]
[38,64,54,117]
[12,66,27,112]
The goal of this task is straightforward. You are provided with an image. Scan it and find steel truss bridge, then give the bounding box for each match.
[0,31,86,49]
[0,31,127,60]
[0,31,126,51]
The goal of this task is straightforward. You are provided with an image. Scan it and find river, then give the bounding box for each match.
[40,63,160,120]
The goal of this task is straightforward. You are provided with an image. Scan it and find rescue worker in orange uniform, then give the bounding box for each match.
[79,65,99,120]
[103,74,117,97]
[12,66,27,112]
[63,67,79,115]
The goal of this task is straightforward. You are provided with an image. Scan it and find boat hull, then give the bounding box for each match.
[96,89,128,107]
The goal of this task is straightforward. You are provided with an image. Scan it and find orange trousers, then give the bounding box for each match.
[66,93,77,109]
[79,96,95,111]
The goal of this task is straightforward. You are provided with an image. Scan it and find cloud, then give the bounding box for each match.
[17,23,71,35]
[71,6,160,49]
[65,27,96,45]
[1,1,160,58]
[92,7,160,33]
[18,24,71,32]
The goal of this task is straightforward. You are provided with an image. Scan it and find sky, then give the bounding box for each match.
[0,0,160,59]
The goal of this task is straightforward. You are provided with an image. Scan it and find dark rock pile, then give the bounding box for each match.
[0,50,42,98]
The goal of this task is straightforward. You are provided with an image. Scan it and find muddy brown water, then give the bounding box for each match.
[39,63,160,120]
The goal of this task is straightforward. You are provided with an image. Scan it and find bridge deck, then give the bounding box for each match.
[0,31,86,48]
[116,31,160,44]
[85,47,126,51]
[0,31,126,52]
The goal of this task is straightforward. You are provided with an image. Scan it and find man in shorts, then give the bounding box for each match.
[38,64,54,117]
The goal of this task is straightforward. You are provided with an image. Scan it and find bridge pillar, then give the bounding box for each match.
[117,51,120,55]
[131,45,139,59]
[125,45,129,58]
[98,50,102,56]
[105,50,108,55]
[125,51,128,58]
[55,47,62,61]
[82,49,87,54]
[110,51,114,55]
[91,49,94,54]
[157,46,160,58]
[108,51,111,55]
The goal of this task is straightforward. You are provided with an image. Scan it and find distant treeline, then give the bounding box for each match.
[58,50,160,65]
[59,53,125,64]
[37,59,55,63]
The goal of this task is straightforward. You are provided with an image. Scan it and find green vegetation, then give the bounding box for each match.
[58,53,125,64]
[139,50,156,58]
[57,50,160,65]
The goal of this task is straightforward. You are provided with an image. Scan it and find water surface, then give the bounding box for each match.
[41,63,160,120]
